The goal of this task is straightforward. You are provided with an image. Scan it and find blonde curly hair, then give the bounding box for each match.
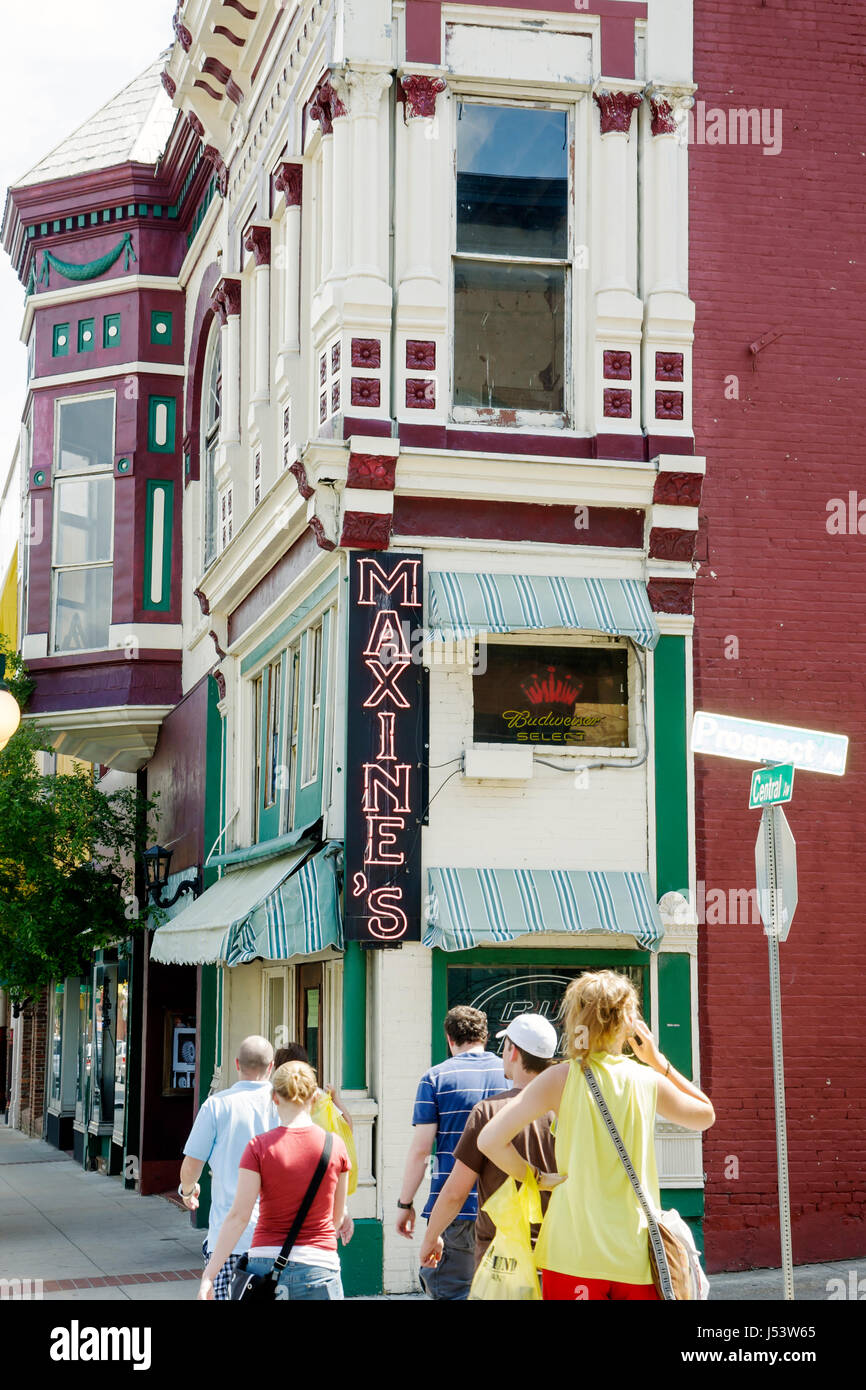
[271,1059,317,1106]
[562,969,639,1070]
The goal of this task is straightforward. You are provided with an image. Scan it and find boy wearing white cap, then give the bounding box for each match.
[419,1012,559,1272]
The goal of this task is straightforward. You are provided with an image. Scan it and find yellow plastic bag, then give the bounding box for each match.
[468,1170,543,1301]
[311,1091,359,1196]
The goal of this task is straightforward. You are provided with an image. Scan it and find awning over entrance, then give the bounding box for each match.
[427,572,659,650]
[424,867,664,953]
[149,843,341,966]
[224,843,342,965]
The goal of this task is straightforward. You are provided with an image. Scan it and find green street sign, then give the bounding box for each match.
[749,764,795,810]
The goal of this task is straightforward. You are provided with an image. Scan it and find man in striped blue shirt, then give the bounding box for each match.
[397,1006,507,1299]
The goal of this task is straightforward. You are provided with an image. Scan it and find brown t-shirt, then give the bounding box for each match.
[453,1086,557,1266]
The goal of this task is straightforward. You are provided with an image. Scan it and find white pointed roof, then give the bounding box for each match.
[15,53,176,189]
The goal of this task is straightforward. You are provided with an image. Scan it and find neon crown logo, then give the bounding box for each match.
[520,666,582,707]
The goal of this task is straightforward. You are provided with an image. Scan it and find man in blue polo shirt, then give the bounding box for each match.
[396,1005,507,1299]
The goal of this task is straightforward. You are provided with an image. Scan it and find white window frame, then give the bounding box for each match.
[202,323,221,571]
[450,94,575,430]
[300,619,324,788]
[50,390,116,655]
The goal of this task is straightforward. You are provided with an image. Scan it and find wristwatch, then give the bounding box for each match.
[396,1199,414,1210]
[178,1182,200,1198]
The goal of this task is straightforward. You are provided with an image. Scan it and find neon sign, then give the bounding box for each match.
[345,553,427,944]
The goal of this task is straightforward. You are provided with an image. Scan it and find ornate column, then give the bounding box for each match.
[274,163,303,352]
[400,75,447,285]
[642,83,696,438]
[310,83,340,282]
[244,225,271,403]
[645,86,693,296]
[345,69,393,279]
[593,90,642,293]
[311,79,348,282]
[211,277,241,444]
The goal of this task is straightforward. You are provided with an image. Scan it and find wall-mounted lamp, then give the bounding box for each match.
[0,656,21,752]
[142,845,202,908]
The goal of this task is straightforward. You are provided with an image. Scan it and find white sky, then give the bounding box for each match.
[0,0,173,568]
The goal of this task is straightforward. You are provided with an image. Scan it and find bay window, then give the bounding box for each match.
[453,103,569,419]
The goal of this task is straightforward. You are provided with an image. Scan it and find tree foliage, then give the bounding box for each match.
[0,719,158,1002]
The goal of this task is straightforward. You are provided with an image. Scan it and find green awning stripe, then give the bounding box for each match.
[427,573,659,649]
[425,867,663,953]
[224,844,342,965]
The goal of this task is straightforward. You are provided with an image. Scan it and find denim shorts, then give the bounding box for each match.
[245,1255,344,1301]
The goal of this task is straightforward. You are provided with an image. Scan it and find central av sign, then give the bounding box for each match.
[345,552,427,945]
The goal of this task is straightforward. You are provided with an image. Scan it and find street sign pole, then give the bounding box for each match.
[761,805,795,1301]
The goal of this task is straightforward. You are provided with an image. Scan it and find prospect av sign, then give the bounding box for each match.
[692,711,848,776]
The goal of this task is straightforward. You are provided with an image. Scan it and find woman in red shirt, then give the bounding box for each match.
[198,1060,350,1301]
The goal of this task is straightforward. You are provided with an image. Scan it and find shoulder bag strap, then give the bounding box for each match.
[272,1131,334,1272]
[583,1065,674,1301]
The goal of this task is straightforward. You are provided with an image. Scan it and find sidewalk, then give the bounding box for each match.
[0,1122,203,1301]
[1,1122,862,1301]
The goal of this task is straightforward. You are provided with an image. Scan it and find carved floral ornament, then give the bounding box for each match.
[309,78,347,135]
[646,86,695,139]
[274,161,303,207]
[210,277,242,326]
[593,90,642,135]
[400,74,447,120]
[243,225,271,266]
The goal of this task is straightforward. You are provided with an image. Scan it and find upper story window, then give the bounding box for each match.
[453,103,569,422]
[203,326,222,569]
[52,394,115,653]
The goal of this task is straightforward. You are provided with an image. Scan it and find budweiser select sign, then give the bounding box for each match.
[345,553,427,945]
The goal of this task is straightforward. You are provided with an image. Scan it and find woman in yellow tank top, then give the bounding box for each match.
[478,970,715,1301]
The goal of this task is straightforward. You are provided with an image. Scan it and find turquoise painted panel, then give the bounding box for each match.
[147,395,177,453]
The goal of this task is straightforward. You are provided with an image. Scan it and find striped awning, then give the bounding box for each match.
[149,843,342,966]
[223,843,343,966]
[424,867,664,952]
[428,572,658,649]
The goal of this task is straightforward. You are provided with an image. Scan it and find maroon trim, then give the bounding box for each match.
[400,75,447,119]
[603,388,632,418]
[161,71,177,99]
[27,651,182,715]
[407,340,436,370]
[648,527,697,562]
[251,8,285,84]
[649,97,677,136]
[351,338,381,368]
[289,460,315,499]
[214,24,245,46]
[594,91,642,135]
[351,378,381,408]
[646,578,694,615]
[184,262,222,484]
[225,0,257,17]
[243,225,271,266]
[656,352,684,382]
[310,516,336,551]
[647,434,694,457]
[655,391,684,420]
[274,162,303,207]
[652,471,703,506]
[392,496,644,548]
[339,511,392,550]
[343,417,391,438]
[603,350,631,380]
[228,529,321,644]
[347,453,397,491]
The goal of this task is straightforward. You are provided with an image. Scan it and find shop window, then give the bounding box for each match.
[203,325,221,568]
[74,978,92,1132]
[162,1008,197,1096]
[254,654,285,839]
[453,104,569,418]
[103,313,121,349]
[446,960,647,1058]
[148,394,177,452]
[52,394,115,652]
[77,318,96,353]
[53,323,70,357]
[151,310,173,345]
[285,643,301,831]
[297,963,324,1085]
[472,642,629,748]
[50,982,65,1106]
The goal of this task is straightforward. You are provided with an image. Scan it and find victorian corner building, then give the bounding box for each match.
[2,3,704,1294]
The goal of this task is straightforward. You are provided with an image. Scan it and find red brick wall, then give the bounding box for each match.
[691,2,866,1269]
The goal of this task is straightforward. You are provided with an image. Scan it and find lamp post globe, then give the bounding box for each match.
[0,687,20,751]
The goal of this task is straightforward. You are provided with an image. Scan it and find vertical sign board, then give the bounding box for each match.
[345,552,426,945]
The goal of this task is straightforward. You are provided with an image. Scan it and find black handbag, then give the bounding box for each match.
[229,1131,334,1303]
